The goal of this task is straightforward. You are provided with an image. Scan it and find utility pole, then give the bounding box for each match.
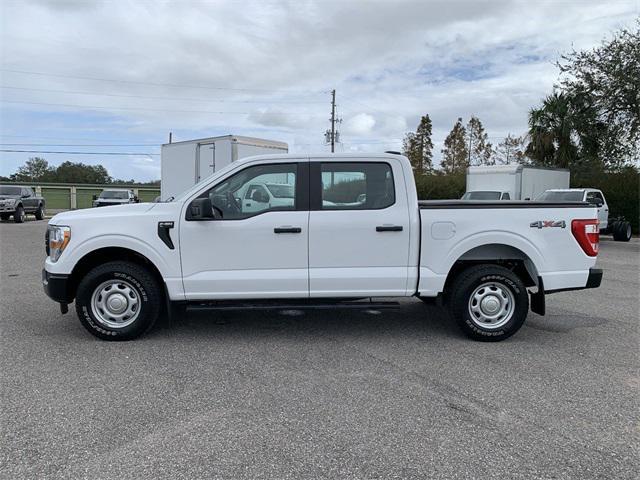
[324,89,340,153]
[330,89,336,153]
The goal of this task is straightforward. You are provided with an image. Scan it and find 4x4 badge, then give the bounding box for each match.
[530,220,566,229]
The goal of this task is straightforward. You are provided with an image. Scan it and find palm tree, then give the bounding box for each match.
[527,92,579,168]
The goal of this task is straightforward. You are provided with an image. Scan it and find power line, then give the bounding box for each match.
[0,85,326,104]
[0,149,159,156]
[1,99,322,116]
[0,143,159,147]
[0,133,165,142]
[0,68,321,94]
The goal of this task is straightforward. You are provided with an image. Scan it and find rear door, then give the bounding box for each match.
[197,143,215,183]
[22,188,37,210]
[308,159,411,297]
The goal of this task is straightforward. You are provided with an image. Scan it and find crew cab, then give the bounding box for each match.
[43,153,603,341]
[0,185,46,223]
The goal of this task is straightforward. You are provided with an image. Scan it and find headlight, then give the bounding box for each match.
[2,199,16,206]
[47,225,71,262]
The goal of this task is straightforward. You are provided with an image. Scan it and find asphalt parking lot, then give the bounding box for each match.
[1,219,638,479]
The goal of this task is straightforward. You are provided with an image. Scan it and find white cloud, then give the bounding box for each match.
[0,0,637,179]
[343,113,376,136]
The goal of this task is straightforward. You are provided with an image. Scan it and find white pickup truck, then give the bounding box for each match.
[43,153,602,342]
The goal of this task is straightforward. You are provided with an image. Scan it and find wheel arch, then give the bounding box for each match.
[68,247,165,301]
[443,243,541,293]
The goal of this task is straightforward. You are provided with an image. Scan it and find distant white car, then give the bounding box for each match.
[93,189,139,208]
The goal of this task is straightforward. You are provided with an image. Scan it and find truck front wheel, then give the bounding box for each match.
[13,205,25,223]
[448,265,529,342]
[75,261,162,340]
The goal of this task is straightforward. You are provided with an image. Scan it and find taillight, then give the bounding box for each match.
[571,219,599,256]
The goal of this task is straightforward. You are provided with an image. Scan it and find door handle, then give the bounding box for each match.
[274,227,302,234]
[376,225,403,232]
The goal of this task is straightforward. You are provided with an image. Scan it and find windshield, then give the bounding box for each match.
[537,191,583,202]
[0,186,21,195]
[100,191,129,199]
[462,191,502,200]
[265,184,294,198]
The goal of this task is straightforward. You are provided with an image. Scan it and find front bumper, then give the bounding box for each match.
[0,206,16,213]
[42,269,74,303]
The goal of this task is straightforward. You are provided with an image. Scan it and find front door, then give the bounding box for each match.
[180,161,309,300]
[308,159,411,297]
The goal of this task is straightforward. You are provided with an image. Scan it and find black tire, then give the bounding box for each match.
[75,261,162,340]
[35,204,45,220]
[13,205,25,223]
[613,221,632,242]
[448,265,529,342]
[0,214,9,221]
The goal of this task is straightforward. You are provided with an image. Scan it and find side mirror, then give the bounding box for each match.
[187,198,221,220]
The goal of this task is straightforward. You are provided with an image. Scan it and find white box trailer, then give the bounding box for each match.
[463,165,570,201]
[161,135,288,200]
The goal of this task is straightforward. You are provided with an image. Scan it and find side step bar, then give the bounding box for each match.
[185,299,400,312]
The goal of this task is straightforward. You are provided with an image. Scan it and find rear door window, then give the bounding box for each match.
[316,162,394,210]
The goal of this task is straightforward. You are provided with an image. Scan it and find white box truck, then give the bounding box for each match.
[463,165,569,201]
[161,135,288,200]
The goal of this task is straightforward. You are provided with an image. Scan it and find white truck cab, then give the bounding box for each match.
[43,153,603,342]
[537,188,608,229]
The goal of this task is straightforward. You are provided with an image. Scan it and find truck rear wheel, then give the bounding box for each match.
[613,221,632,242]
[75,261,162,340]
[35,204,45,220]
[448,265,529,341]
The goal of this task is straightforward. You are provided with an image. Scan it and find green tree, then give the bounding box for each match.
[441,118,468,174]
[527,92,580,168]
[494,134,527,165]
[10,157,54,182]
[402,114,434,174]
[53,161,112,184]
[556,20,640,167]
[467,116,493,166]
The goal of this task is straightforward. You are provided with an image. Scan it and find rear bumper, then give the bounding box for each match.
[545,268,603,294]
[42,269,74,303]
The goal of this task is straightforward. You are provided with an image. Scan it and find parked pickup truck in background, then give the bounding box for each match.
[43,153,603,342]
[92,189,139,208]
[0,185,46,223]
[538,188,632,242]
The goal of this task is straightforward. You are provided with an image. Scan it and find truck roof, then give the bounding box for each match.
[467,165,570,174]
[162,135,288,149]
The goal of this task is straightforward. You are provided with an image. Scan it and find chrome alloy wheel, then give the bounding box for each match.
[468,282,515,329]
[90,279,141,329]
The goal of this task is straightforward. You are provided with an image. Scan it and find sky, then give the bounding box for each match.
[1,0,638,182]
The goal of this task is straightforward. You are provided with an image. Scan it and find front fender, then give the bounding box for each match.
[46,234,172,277]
